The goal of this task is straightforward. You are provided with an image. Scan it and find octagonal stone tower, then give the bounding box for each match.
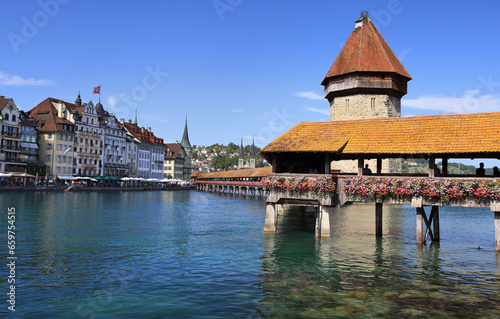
[322,12,411,122]
[322,12,412,173]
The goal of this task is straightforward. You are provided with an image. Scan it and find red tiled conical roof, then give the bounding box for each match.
[322,14,411,85]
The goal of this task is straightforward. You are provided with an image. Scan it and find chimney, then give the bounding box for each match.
[120,118,125,124]
[148,127,151,132]
[128,119,132,123]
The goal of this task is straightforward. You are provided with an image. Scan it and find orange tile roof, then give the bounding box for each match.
[322,14,411,85]
[261,112,500,157]
[197,167,271,180]
[27,98,75,133]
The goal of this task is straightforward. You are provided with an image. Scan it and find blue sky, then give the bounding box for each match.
[2,0,500,157]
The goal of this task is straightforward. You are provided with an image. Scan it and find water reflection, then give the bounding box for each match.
[259,204,500,318]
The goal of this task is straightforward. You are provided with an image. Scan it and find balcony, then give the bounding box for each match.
[1,131,21,139]
[1,145,21,152]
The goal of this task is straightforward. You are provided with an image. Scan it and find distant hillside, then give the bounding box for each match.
[402,158,487,175]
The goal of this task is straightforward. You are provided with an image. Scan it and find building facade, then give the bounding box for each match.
[0,97,24,173]
[164,142,186,180]
[27,98,76,178]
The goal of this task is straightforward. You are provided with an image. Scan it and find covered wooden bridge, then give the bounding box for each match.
[261,112,500,250]
[194,167,271,197]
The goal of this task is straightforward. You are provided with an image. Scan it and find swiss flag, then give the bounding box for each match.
[93,86,100,94]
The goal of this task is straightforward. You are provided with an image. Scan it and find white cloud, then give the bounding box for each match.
[304,105,329,116]
[295,91,323,100]
[141,114,169,124]
[402,90,500,114]
[0,71,53,86]
[231,107,244,113]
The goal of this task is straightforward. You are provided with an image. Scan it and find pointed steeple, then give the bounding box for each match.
[239,135,244,159]
[322,12,411,84]
[238,135,245,169]
[251,135,255,158]
[249,135,256,169]
[75,91,82,106]
[180,114,192,149]
[134,109,138,125]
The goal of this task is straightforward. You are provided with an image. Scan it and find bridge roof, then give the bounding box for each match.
[261,112,500,158]
[197,167,271,180]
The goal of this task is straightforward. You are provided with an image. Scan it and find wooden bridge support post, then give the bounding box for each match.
[496,212,500,252]
[315,205,331,238]
[263,204,277,233]
[416,207,424,245]
[431,206,440,241]
[490,202,500,252]
[375,202,383,237]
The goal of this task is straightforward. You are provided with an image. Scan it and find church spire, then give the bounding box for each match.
[238,135,245,169]
[134,109,138,125]
[180,113,192,149]
[75,91,82,106]
[249,135,256,169]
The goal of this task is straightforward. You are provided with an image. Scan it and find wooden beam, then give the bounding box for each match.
[442,158,448,177]
[431,206,440,241]
[496,211,500,252]
[358,158,364,176]
[428,157,435,177]
[416,207,424,245]
[375,202,383,237]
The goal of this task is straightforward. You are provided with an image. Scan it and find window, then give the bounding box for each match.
[4,114,8,120]
[371,98,375,111]
[345,99,349,112]
[46,143,53,150]
[45,154,51,162]
[12,115,16,122]
[57,144,62,151]
[48,133,53,139]
[57,166,61,173]
[63,156,67,163]
[91,118,94,125]
[58,134,62,140]
[56,155,61,163]
[69,136,72,142]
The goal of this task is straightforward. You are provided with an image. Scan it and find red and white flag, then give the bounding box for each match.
[93,86,100,94]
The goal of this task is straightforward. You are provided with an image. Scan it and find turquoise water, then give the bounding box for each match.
[1,191,500,318]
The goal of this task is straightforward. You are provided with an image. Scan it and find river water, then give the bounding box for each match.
[1,191,499,318]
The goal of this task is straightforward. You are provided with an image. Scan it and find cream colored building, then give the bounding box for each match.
[27,98,76,178]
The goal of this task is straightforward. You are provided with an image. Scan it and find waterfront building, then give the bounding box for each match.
[321,12,411,173]
[120,122,139,177]
[19,111,40,169]
[180,116,192,181]
[67,100,104,176]
[0,96,24,173]
[123,120,165,179]
[102,114,128,177]
[164,142,187,180]
[27,98,76,178]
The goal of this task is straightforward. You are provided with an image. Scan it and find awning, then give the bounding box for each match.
[20,142,29,148]
[29,143,38,149]
[57,175,77,180]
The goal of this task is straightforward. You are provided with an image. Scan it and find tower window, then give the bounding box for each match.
[371,98,376,111]
[345,99,349,111]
